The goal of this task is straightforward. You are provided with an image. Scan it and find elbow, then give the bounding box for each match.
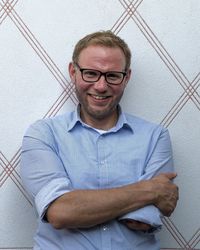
[46,202,77,229]
[46,214,63,230]
[46,204,66,229]
[49,219,64,230]
[45,192,81,229]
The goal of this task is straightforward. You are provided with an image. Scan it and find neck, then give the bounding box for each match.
[80,109,119,130]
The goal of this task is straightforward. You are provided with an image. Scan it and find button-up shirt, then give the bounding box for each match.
[20,106,174,250]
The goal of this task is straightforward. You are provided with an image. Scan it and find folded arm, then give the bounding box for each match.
[118,127,177,232]
[20,123,178,230]
[45,172,177,229]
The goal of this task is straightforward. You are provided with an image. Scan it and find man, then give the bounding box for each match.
[20,30,178,250]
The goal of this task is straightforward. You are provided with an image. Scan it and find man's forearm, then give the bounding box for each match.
[46,172,178,229]
[46,181,154,229]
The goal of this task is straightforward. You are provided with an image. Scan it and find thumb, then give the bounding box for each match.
[161,172,177,180]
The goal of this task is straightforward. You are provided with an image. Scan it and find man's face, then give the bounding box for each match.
[69,45,131,127]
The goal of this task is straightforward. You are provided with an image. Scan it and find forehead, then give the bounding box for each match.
[78,45,126,69]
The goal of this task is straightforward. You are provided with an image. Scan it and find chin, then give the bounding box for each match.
[88,107,115,120]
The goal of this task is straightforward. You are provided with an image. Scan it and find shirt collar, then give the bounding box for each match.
[67,105,82,132]
[111,106,133,133]
[67,105,134,133]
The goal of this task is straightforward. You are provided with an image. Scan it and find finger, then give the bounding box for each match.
[126,221,151,231]
[158,172,177,180]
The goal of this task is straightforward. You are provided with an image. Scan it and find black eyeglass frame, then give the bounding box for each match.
[74,62,127,85]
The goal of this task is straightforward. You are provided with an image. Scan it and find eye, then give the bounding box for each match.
[83,70,99,79]
[106,72,122,80]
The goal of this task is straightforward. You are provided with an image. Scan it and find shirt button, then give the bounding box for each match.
[103,226,107,231]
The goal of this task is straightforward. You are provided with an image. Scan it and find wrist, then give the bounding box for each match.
[136,180,156,205]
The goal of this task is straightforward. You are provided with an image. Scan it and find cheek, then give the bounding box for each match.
[75,80,90,92]
[112,85,125,96]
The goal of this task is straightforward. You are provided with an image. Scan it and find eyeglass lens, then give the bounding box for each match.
[82,69,125,84]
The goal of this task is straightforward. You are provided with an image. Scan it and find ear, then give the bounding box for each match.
[68,62,76,83]
[124,68,132,86]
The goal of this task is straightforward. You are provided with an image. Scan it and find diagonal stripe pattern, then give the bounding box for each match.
[0,0,18,25]
[0,0,199,249]
[0,0,77,190]
[113,0,200,248]
[116,0,200,128]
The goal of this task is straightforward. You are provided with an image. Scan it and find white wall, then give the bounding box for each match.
[1,0,200,249]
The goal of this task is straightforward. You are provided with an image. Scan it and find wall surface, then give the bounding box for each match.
[0,0,200,249]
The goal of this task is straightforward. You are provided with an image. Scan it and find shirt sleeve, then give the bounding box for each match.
[20,120,72,221]
[118,127,174,232]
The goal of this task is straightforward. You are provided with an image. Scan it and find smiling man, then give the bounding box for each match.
[20,30,178,250]
[69,44,130,129]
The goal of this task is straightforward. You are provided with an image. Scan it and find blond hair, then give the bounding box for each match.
[72,30,131,71]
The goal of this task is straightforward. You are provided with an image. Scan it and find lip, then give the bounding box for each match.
[88,93,111,104]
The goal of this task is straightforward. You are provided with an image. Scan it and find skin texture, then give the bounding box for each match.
[46,173,178,229]
[46,45,179,231]
[68,45,131,130]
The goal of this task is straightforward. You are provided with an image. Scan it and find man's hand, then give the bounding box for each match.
[150,172,178,216]
[121,219,152,231]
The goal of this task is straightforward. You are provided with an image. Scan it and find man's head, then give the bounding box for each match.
[69,30,132,129]
[72,30,131,72]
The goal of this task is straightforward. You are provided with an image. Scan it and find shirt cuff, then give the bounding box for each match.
[35,177,72,221]
[118,205,163,233]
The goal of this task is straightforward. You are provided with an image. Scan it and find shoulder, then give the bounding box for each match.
[124,113,172,149]
[124,112,161,128]
[24,111,74,138]
[124,112,167,135]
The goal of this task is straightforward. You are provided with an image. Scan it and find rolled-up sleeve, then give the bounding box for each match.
[20,121,72,221]
[35,177,71,219]
[119,127,174,232]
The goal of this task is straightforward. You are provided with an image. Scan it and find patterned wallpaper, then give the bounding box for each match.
[1,0,200,249]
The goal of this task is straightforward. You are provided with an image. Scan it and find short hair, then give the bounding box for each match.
[72,30,131,71]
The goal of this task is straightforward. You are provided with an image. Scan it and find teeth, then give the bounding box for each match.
[92,95,107,100]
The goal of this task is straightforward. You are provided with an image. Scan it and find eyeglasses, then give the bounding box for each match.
[74,63,127,85]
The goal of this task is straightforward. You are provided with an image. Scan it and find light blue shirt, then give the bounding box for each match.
[20,106,174,250]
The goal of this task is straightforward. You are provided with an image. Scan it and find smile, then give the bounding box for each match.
[89,94,110,100]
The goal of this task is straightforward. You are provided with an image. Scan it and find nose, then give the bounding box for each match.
[93,75,108,92]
